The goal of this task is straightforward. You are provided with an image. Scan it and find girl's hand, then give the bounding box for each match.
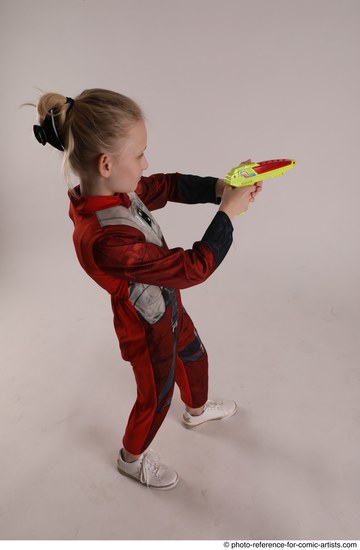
[236,159,263,201]
[219,184,256,220]
[250,181,263,202]
[216,159,263,199]
[216,159,253,198]
[218,159,263,219]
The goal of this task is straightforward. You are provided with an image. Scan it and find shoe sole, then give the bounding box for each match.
[117,465,179,490]
[182,403,238,429]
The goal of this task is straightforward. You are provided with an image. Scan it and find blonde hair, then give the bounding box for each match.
[34,88,144,186]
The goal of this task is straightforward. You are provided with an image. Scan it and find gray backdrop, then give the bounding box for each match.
[0,0,359,541]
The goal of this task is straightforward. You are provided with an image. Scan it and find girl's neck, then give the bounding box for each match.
[80,177,112,197]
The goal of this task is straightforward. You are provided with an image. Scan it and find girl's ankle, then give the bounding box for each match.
[186,405,205,417]
[121,448,142,463]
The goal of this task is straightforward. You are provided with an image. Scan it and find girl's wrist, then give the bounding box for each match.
[216,178,226,198]
[218,204,236,221]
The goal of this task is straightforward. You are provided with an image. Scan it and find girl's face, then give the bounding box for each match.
[106,119,149,194]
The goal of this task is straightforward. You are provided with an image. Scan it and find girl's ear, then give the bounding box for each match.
[97,153,112,178]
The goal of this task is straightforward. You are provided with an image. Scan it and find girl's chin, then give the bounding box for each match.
[118,184,138,194]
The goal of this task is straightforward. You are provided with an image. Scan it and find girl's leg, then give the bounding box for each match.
[176,308,237,426]
[122,345,176,455]
[122,305,179,455]
[175,308,209,410]
[118,317,179,489]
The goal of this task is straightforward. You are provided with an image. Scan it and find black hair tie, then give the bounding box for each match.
[33,96,74,151]
[66,97,74,113]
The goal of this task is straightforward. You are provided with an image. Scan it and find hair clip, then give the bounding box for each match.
[33,112,64,151]
[33,97,74,151]
[33,124,48,146]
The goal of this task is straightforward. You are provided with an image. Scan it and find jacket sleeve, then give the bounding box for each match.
[135,172,221,211]
[93,212,233,290]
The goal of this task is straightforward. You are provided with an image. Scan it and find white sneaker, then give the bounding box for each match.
[117,449,179,490]
[182,399,237,428]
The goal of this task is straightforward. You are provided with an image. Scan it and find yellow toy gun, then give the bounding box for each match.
[224,159,296,187]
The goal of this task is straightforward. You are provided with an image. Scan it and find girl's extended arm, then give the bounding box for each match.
[93,211,233,290]
[136,173,221,211]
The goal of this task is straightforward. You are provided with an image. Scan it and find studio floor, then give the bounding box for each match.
[1,249,359,541]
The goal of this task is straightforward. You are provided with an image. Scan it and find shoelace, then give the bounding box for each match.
[139,450,162,487]
[204,399,224,412]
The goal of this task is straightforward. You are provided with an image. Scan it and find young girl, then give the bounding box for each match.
[33,88,262,490]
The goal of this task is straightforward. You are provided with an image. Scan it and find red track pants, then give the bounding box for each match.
[112,294,208,455]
